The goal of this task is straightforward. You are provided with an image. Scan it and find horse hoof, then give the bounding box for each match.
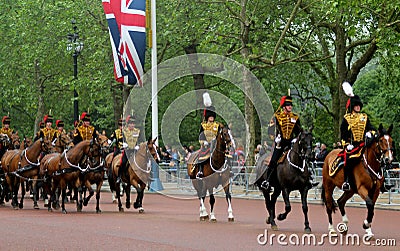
[210,218,217,223]
[83,201,88,207]
[133,202,140,209]
[304,227,312,234]
[96,209,102,214]
[19,204,23,209]
[228,217,234,222]
[277,214,286,221]
[62,210,67,214]
[112,199,117,204]
[48,208,52,212]
[200,215,209,221]
[119,208,124,212]
[34,204,39,210]
[138,208,144,213]
[329,229,337,237]
[271,225,279,231]
[126,203,131,209]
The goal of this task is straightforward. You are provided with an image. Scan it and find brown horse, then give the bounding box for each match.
[51,133,73,153]
[187,125,236,222]
[1,138,51,209]
[322,124,394,238]
[108,138,159,213]
[41,139,101,214]
[80,134,110,213]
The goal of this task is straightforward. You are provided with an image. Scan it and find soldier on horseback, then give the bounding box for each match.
[261,95,318,190]
[55,120,66,137]
[110,118,124,155]
[73,112,98,145]
[0,115,14,138]
[116,115,140,184]
[34,114,57,142]
[196,92,222,179]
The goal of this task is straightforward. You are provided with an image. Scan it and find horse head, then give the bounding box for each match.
[96,134,110,157]
[10,132,21,150]
[376,124,394,167]
[219,125,236,150]
[147,137,160,163]
[297,129,314,161]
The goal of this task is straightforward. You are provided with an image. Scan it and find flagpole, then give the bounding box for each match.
[149,0,163,191]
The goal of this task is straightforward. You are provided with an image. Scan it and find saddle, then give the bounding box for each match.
[328,146,364,176]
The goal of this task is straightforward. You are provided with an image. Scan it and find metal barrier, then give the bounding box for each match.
[156,161,400,206]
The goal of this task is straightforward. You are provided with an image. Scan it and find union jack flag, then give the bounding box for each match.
[102,0,146,86]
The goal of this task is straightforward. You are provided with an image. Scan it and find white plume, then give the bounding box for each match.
[203,92,212,107]
[342,81,354,97]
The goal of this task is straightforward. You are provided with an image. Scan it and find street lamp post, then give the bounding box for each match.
[67,19,84,124]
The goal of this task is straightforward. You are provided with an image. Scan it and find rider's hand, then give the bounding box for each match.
[134,145,139,150]
[203,141,209,146]
[291,138,297,144]
[122,142,128,148]
[346,144,354,151]
[275,134,281,144]
[365,131,372,138]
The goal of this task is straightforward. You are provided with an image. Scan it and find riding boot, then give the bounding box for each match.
[342,167,350,191]
[196,164,204,179]
[117,152,127,184]
[260,164,275,191]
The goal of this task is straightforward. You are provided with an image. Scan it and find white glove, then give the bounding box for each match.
[365,132,372,138]
[122,142,128,148]
[275,134,281,144]
[107,139,112,145]
[134,145,139,150]
[203,141,209,146]
[346,144,354,151]
[291,138,297,144]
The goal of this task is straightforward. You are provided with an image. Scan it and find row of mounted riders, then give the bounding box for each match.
[0,132,160,214]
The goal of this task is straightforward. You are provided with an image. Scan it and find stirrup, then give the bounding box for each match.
[341,182,350,191]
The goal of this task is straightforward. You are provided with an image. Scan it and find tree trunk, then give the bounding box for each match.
[34,59,45,135]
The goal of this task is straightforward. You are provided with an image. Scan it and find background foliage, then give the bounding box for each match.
[1,0,399,161]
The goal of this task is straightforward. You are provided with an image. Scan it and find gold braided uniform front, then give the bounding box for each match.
[76,125,95,141]
[0,127,13,138]
[344,113,367,142]
[39,128,57,141]
[123,127,140,148]
[274,111,299,140]
[112,128,124,149]
[201,121,220,142]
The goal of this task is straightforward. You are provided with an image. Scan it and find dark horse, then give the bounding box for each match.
[322,124,394,238]
[40,139,101,214]
[187,125,236,222]
[108,138,160,213]
[255,129,314,232]
[80,134,109,213]
[1,138,51,209]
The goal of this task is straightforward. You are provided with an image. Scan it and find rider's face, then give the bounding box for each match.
[353,105,361,113]
[284,104,292,113]
[207,116,215,123]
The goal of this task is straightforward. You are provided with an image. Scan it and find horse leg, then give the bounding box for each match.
[300,188,311,233]
[32,179,39,209]
[133,185,145,213]
[209,192,216,222]
[322,183,337,236]
[95,181,103,213]
[61,187,68,214]
[264,187,280,230]
[199,197,208,221]
[115,182,123,212]
[11,180,19,209]
[18,180,25,209]
[125,184,131,209]
[358,186,376,240]
[83,183,95,207]
[76,186,83,212]
[336,190,354,234]
[277,188,291,221]
[223,184,234,222]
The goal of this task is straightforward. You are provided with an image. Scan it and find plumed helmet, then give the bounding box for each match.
[2,116,11,125]
[280,96,293,107]
[56,120,64,127]
[346,95,363,112]
[126,115,136,124]
[80,112,90,121]
[43,115,53,123]
[204,106,216,121]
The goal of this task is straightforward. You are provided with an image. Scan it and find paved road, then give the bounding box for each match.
[0,191,398,251]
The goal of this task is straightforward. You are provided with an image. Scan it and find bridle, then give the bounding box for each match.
[287,132,313,172]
